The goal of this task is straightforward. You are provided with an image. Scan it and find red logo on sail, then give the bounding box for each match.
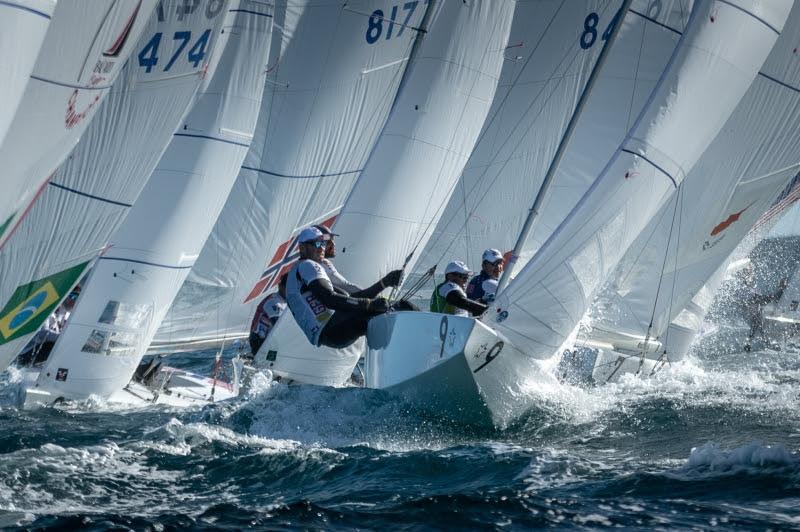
[244,215,338,303]
[710,203,753,236]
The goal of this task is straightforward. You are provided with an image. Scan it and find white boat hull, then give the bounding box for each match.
[20,360,241,409]
[365,311,556,427]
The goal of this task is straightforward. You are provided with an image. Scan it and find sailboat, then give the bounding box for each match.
[0,0,231,403]
[153,0,429,354]
[0,0,158,245]
[0,0,55,149]
[583,0,800,382]
[365,0,790,427]
[18,0,275,407]
[256,0,516,386]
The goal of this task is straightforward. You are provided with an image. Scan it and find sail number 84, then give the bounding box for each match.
[580,9,622,49]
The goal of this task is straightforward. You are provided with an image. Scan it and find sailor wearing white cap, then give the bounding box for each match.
[466,248,504,303]
[430,260,488,317]
[285,227,404,348]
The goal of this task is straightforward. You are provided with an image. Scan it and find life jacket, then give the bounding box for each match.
[430,281,462,315]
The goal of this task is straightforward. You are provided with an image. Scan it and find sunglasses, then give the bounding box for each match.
[304,240,327,248]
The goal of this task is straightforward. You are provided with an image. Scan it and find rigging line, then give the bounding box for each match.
[496,0,634,296]
[641,179,683,355]
[662,180,685,350]
[424,0,628,272]
[625,10,647,131]
[413,0,574,266]
[407,2,515,261]
[506,2,700,307]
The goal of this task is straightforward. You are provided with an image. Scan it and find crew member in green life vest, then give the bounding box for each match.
[430,261,487,317]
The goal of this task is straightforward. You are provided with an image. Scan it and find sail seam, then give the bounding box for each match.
[173,132,251,147]
[0,0,51,18]
[629,9,682,35]
[228,9,273,18]
[48,182,133,208]
[715,0,781,35]
[99,256,194,269]
[620,148,678,188]
[757,72,800,94]
[240,166,362,179]
[29,75,112,91]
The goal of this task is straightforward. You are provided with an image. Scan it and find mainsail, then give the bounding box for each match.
[0,0,54,149]
[411,0,692,287]
[260,0,515,386]
[589,0,800,358]
[0,0,229,374]
[489,0,791,360]
[155,0,428,348]
[0,0,158,243]
[32,2,274,400]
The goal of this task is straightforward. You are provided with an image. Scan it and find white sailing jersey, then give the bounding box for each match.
[286,259,335,346]
[320,258,360,293]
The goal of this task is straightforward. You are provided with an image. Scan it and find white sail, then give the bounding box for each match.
[260,0,515,386]
[0,0,158,242]
[0,0,230,375]
[31,2,274,401]
[0,1,55,149]
[589,1,800,361]
[155,0,428,348]
[489,0,791,361]
[411,0,692,287]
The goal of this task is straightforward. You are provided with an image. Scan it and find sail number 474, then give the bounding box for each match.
[138,30,211,73]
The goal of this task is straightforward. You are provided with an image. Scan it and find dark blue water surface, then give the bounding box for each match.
[1,335,799,530]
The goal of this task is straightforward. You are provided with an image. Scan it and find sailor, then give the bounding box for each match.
[314,224,403,296]
[248,273,288,355]
[286,227,400,349]
[430,261,487,317]
[466,248,504,303]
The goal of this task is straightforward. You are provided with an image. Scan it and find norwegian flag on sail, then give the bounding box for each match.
[244,214,338,303]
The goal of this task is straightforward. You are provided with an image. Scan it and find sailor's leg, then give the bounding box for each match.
[318,310,373,349]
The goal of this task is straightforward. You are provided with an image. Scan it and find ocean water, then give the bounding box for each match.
[0,338,798,530]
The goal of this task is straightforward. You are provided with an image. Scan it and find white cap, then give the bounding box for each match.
[298,226,326,243]
[482,248,503,264]
[445,260,471,276]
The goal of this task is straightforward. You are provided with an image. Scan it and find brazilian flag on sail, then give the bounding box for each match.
[0,262,89,345]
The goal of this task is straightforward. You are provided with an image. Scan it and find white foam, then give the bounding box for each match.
[683,441,798,473]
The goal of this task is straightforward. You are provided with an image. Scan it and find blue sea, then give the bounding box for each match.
[0,334,798,530]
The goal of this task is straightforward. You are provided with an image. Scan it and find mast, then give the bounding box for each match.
[495,0,632,296]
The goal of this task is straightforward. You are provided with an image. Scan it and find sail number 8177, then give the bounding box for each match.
[365,1,419,44]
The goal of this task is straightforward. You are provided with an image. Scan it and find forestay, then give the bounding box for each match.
[261,0,515,386]
[35,2,273,400]
[0,1,54,149]
[490,0,791,360]
[0,0,229,374]
[155,0,427,348]
[0,0,157,243]
[591,0,800,353]
[411,0,691,287]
